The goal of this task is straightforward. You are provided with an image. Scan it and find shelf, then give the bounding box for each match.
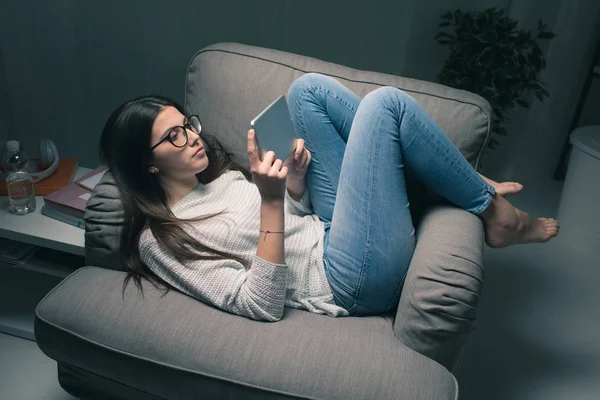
[0,264,65,341]
[0,167,90,256]
[0,247,85,278]
[0,166,91,341]
[0,247,84,341]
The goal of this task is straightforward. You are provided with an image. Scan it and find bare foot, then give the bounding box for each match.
[480,175,523,197]
[480,194,560,248]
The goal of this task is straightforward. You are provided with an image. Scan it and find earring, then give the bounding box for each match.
[149,166,159,173]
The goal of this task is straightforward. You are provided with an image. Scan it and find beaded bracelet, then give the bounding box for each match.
[260,230,284,241]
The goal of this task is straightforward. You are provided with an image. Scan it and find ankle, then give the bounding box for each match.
[479,196,497,223]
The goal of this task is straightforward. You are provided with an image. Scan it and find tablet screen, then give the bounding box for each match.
[250,95,298,161]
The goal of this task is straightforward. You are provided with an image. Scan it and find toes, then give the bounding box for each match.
[497,182,523,196]
[510,182,523,192]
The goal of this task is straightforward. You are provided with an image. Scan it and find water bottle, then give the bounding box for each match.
[1,140,36,215]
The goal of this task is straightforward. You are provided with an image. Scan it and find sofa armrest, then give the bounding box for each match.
[393,204,485,372]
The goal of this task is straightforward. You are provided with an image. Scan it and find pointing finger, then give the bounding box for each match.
[247,129,259,168]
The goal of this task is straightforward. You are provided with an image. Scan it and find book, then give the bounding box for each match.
[41,204,85,230]
[0,157,79,196]
[0,238,39,265]
[41,164,109,220]
[43,181,91,220]
[74,164,108,191]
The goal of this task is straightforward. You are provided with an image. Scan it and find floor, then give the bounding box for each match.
[0,175,598,400]
[0,333,76,400]
[455,175,600,400]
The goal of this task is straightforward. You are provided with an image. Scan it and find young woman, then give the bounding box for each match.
[99,73,559,322]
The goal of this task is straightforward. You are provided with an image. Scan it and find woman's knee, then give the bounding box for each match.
[287,73,334,104]
[363,86,418,112]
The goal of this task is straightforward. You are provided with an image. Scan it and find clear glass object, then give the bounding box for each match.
[2,140,36,215]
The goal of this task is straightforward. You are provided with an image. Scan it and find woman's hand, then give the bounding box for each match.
[248,129,288,203]
[284,138,311,181]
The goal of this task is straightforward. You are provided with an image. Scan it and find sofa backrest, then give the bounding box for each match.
[85,42,492,271]
[186,42,492,170]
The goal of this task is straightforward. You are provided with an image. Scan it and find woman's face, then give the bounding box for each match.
[148,106,208,179]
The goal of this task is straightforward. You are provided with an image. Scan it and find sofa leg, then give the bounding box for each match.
[57,362,163,400]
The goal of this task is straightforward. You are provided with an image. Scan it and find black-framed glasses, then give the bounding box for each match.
[150,115,202,151]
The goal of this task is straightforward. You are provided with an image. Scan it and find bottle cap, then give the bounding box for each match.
[6,140,20,152]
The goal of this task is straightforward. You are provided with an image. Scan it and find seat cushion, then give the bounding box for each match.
[35,267,458,400]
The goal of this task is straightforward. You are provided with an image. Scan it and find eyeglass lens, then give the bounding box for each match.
[169,116,202,147]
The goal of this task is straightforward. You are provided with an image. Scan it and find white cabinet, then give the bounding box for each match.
[0,167,90,341]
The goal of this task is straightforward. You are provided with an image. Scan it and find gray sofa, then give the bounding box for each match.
[35,42,493,399]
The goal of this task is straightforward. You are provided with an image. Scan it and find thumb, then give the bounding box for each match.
[283,151,295,168]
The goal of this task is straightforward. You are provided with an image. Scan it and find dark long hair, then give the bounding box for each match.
[99,95,252,295]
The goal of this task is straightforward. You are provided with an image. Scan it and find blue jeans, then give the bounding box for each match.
[286,73,496,316]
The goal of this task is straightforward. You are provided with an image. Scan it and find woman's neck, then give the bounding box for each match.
[160,176,200,208]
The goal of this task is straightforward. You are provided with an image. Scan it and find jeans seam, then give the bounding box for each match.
[292,85,346,200]
[472,188,495,215]
[302,84,358,115]
[401,104,492,214]
[407,107,479,187]
[385,268,409,311]
[352,114,383,309]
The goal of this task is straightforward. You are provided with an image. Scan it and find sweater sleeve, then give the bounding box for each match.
[139,233,288,322]
[285,186,313,216]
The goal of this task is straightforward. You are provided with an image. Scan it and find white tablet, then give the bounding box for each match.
[250,95,298,161]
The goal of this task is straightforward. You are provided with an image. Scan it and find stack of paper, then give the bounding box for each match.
[41,165,108,228]
[0,238,39,266]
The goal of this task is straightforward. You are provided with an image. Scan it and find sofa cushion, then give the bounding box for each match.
[394,204,485,372]
[36,267,458,400]
[84,170,127,271]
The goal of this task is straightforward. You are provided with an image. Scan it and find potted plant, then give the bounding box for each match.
[435,7,555,154]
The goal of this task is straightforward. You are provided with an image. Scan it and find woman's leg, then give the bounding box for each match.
[289,74,496,316]
[324,85,501,315]
[287,73,556,316]
[287,73,434,225]
[287,73,360,223]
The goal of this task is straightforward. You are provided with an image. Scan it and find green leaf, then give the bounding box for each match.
[539,32,556,40]
[437,39,453,45]
[516,99,530,108]
[495,126,508,136]
[434,32,455,40]
[441,11,453,21]
[535,91,544,101]
[527,84,542,92]
[438,21,451,27]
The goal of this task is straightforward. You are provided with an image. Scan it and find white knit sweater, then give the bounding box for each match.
[139,169,349,321]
